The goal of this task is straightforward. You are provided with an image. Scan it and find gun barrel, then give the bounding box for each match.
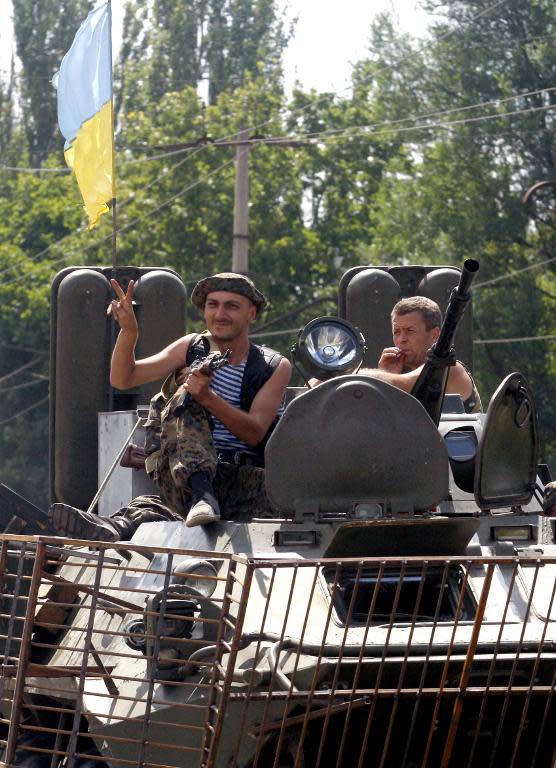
[457,258,479,297]
[411,260,480,425]
[435,260,479,358]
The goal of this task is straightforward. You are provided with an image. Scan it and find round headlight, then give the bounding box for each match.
[292,316,366,382]
[173,558,218,598]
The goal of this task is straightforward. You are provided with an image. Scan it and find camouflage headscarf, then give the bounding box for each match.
[191,273,267,315]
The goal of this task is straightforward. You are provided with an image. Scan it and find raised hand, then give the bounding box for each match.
[378,346,405,373]
[107,279,138,334]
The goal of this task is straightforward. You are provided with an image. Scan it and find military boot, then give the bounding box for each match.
[49,504,133,541]
[185,471,221,527]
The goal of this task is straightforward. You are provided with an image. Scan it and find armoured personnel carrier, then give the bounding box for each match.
[0,262,554,768]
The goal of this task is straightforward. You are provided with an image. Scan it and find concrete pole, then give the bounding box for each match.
[232,128,249,274]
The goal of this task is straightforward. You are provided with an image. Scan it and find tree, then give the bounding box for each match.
[208,0,289,102]
[358,3,556,463]
[0,56,16,170]
[12,0,91,166]
[118,0,291,114]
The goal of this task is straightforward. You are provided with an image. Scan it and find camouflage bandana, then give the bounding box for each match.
[191,273,267,314]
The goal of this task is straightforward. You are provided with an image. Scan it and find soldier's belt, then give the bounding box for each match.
[217,450,263,468]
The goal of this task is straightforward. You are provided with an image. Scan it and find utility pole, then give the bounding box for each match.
[232,128,249,274]
[149,134,303,275]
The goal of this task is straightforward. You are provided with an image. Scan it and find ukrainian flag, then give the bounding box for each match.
[53,2,114,229]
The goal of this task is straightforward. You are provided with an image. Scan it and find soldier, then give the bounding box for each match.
[51,273,292,540]
[364,296,481,411]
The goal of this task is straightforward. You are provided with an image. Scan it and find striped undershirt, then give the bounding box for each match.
[210,362,284,454]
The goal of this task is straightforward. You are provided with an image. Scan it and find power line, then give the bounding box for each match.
[2,88,552,280]
[0,143,202,173]
[0,341,46,354]
[1,0,515,189]
[0,0,537,293]
[198,0,513,149]
[5,81,554,175]
[0,152,237,288]
[475,254,556,290]
[0,377,48,393]
[280,100,556,146]
[0,356,45,384]
[0,142,216,279]
[0,165,70,174]
[0,395,48,427]
[295,86,556,139]
[475,334,556,344]
[251,327,556,345]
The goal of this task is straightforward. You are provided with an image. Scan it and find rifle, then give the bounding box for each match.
[172,348,231,416]
[410,259,479,425]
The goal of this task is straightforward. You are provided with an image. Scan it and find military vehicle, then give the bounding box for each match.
[0,261,554,768]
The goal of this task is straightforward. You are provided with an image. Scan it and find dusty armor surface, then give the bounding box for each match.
[0,264,554,768]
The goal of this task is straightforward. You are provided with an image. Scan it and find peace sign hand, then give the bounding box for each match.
[107,279,138,334]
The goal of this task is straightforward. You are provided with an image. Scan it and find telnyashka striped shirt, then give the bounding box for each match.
[210,362,284,454]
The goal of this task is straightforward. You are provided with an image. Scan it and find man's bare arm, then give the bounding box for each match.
[445,362,474,401]
[359,367,420,393]
[184,358,292,446]
[361,361,476,403]
[108,278,192,389]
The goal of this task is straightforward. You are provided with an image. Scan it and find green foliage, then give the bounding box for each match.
[117,0,290,115]
[365,0,556,462]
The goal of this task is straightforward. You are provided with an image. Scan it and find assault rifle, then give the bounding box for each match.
[172,348,231,416]
[121,349,231,470]
[410,258,479,426]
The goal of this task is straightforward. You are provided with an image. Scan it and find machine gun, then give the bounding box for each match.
[410,258,479,425]
[172,348,231,416]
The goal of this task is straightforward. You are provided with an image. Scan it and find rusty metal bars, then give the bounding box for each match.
[0,540,554,768]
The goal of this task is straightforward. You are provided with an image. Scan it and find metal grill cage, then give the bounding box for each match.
[0,535,554,768]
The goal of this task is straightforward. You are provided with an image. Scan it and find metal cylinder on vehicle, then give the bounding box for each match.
[50,266,187,509]
[52,269,112,508]
[344,268,401,367]
[340,264,474,370]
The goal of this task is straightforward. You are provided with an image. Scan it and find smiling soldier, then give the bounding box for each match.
[51,273,291,541]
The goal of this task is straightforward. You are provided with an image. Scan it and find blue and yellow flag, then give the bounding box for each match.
[53,2,114,229]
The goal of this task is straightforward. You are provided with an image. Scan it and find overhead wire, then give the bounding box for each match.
[0,143,203,174]
[296,86,556,140]
[0,165,70,174]
[474,254,556,290]
[0,0,522,202]
[0,151,237,287]
[0,377,48,393]
[2,0,552,394]
[0,0,516,187]
[3,84,552,282]
[0,356,45,384]
[0,395,48,427]
[0,0,541,295]
[475,334,556,344]
[182,0,513,147]
[6,70,551,175]
[252,326,556,344]
[0,141,219,279]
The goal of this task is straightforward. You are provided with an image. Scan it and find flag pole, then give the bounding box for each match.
[107,0,117,270]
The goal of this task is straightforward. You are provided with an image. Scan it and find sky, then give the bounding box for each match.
[0,0,431,95]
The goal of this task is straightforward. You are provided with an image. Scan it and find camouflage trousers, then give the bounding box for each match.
[133,387,273,521]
